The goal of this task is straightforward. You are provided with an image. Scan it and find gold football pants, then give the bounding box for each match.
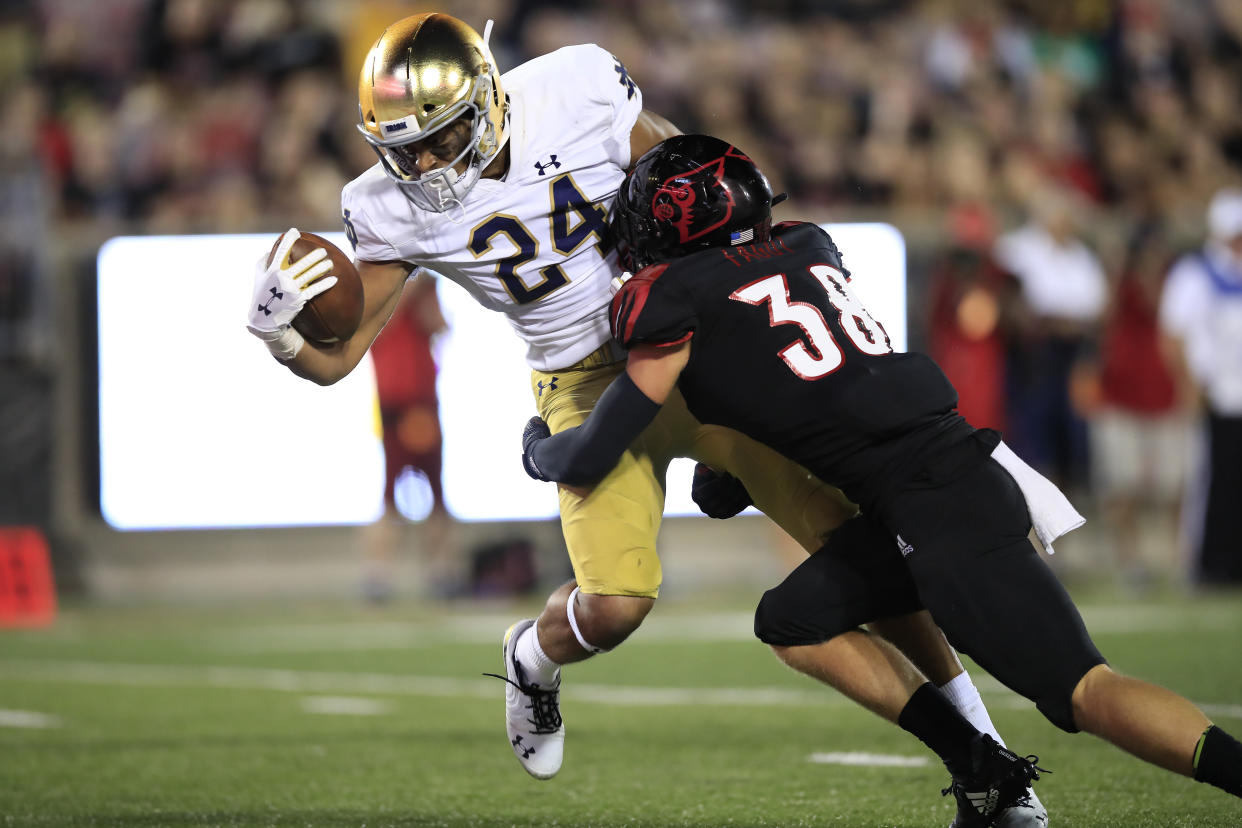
[531,347,857,597]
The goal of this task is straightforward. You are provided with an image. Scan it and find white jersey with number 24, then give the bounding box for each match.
[341,44,643,371]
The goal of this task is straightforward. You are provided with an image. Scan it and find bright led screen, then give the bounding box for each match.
[96,224,904,529]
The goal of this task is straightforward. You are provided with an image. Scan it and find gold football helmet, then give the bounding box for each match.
[357,13,509,212]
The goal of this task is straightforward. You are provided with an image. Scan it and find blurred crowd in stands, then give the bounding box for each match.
[2,0,1241,590]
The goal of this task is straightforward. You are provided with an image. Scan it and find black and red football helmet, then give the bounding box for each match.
[611,134,780,271]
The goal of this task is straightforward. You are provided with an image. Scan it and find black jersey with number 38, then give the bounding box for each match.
[610,221,978,513]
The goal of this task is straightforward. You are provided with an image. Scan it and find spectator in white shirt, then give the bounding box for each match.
[994,185,1108,495]
[1159,187,1242,586]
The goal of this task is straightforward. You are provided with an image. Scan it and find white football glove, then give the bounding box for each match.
[246,228,338,360]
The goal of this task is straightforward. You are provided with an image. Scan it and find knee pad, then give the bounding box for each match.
[1035,691,1080,733]
[1035,656,1107,733]
[753,581,860,647]
[754,516,921,647]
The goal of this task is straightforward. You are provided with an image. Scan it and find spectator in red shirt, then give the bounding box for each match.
[363,273,451,601]
[927,205,1010,432]
[1090,222,1187,589]
[370,272,447,515]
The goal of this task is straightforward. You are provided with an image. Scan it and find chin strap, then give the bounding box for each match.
[483,18,494,46]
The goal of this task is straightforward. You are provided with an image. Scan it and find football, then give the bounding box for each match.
[266,231,364,345]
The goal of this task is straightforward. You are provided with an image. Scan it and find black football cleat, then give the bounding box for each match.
[944,734,1049,828]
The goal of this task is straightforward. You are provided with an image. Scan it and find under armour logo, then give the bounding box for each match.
[257,286,284,316]
[896,534,914,558]
[537,377,558,395]
[512,734,535,758]
[534,155,561,176]
[613,55,636,99]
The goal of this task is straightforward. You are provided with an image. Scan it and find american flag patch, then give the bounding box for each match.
[729,228,755,245]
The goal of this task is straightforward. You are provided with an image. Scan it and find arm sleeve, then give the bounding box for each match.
[527,372,661,486]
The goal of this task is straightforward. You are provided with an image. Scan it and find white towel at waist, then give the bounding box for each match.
[991,440,1085,554]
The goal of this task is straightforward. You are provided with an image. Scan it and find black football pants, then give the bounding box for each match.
[755,454,1105,732]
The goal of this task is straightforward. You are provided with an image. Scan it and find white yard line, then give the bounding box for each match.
[204,604,1241,654]
[300,695,395,716]
[808,752,929,767]
[0,659,847,708]
[0,659,1236,719]
[206,612,759,653]
[1201,703,1242,720]
[0,709,61,728]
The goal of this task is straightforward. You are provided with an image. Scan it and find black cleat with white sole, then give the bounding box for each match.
[945,734,1049,827]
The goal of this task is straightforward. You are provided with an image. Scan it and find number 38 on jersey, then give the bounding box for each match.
[730,264,891,380]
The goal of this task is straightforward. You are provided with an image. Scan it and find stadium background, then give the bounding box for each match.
[6,0,1241,600]
[1,2,1242,826]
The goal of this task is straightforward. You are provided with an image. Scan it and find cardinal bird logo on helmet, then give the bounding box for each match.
[651,155,737,244]
[612,136,773,271]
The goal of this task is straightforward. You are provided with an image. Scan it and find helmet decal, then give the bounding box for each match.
[653,156,734,244]
[612,135,774,270]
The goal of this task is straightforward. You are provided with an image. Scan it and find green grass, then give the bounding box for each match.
[1,591,1240,827]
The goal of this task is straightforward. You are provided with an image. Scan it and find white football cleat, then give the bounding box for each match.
[492,618,564,780]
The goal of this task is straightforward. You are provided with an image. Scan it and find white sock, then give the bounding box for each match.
[939,671,1006,747]
[515,623,561,686]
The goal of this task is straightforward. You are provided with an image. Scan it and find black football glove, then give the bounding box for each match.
[521,416,552,481]
[690,462,752,519]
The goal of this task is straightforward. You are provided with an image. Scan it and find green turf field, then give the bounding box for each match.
[1,590,1240,827]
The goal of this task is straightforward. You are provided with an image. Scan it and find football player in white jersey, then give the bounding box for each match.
[245,13,1045,825]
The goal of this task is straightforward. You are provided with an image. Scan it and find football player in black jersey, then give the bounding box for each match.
[521,135,1242,819]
